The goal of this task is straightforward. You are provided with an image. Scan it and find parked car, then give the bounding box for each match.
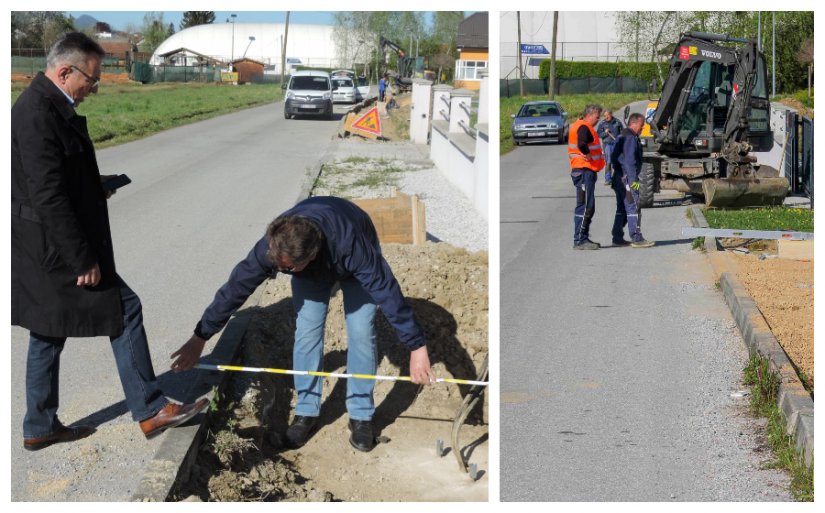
[511,101,569,145]
[283,70,333,119]
[332,69,370,100]
[331,76,357,104]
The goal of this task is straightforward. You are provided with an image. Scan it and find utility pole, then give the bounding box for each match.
[757,12,761,51]
[548,11,558,100]
[281,11,290,85]
[229,13,237,70]
[517,11,523,97]
[772,11,776,97]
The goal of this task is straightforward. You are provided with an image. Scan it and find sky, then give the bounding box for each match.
[65,11,336,31]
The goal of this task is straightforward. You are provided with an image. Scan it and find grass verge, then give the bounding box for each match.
[703,207,813,232]
[742,353,813,501]
[12,81,283,149]
[500,92,651,155]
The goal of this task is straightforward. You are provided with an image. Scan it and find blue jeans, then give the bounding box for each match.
[571,168,598,245]
[24,283,167,438]
[291,276,377,421]
[603,143,615,182]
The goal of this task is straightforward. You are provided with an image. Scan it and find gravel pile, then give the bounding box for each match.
[398,165,488,253]
[315,147,488,253]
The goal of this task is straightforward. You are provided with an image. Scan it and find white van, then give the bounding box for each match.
[283,70,333,120]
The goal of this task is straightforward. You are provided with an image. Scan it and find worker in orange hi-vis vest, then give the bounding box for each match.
[567,104,605,250]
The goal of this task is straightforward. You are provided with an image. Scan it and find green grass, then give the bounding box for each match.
[692,236,705,251]
[742,353,813,501]
[12,81,283,149]
[500,92,652,155]
[703,207,813,232]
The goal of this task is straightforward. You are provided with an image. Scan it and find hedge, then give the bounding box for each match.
[539,60,660,83]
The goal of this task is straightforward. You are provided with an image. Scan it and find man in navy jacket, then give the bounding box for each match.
[171,196,435,452]
[610,113,655,248]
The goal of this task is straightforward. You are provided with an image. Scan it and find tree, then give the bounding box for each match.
[614,11,814,94]
[180,11,215,30]
[140,12,169,55]
[11,12,75,52]
[167,23,176,37]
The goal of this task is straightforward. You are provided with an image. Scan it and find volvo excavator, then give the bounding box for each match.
[634,31,789,208]
[379,36,415,92]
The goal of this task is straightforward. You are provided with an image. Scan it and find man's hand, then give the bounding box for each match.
[171,335,207,372]
[100,175,117,199]
[409,345,435,385]
[76,263,101,287]
[630,181,641,191]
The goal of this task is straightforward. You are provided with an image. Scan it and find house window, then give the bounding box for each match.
[455,59,487,81]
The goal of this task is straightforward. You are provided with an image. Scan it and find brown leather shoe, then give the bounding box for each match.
[139,398,209,439]
[24,422,95,451]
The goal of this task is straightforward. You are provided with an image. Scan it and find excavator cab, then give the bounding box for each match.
[644,32,788,208]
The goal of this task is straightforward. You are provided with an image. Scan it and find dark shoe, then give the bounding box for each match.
[24,421,95,451]
[631,239,656,248]
[139,398,209,439]
[286,415,318,448]
[612,239,632,246]
[574,241,600,250]
[348,419,375,452]
[585,239,601,248]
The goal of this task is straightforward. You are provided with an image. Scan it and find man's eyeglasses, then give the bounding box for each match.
[70,65,100,89]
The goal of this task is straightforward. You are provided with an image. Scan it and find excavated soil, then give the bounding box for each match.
[731,252,814,388]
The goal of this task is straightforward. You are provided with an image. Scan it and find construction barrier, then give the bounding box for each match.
[339,97,382,140]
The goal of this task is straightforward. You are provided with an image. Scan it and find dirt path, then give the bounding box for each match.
[731,252,814,388]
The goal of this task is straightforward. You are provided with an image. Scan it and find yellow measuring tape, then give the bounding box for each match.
[196,363,488,387]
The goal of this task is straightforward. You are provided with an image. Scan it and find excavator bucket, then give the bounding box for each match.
[702,177,790,208]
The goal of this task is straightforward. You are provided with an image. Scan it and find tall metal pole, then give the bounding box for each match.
[229,13,237,69]
[517,11,524,97]
[757,12,761,51]
[548,11,558,100]
[772,12,776,97]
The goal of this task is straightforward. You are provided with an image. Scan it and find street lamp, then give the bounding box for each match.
[242,36,255,60]
[228,13,237,70]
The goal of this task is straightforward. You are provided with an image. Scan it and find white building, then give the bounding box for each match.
[151,22,338,73]
[500,12,627,79]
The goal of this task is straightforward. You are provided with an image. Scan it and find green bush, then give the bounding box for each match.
[539,60,660,83]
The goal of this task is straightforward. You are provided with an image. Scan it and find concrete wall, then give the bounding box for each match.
[416,71,489,220]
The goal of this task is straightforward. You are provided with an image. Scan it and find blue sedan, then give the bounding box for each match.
[511,101,569,145]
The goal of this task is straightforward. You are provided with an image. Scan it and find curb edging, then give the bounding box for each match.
[690,207,814,466]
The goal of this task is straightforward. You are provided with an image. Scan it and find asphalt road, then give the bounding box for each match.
[499,143,791,501]
[10,100,345,500]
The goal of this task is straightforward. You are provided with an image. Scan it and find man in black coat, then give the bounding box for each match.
[11,32,207,451]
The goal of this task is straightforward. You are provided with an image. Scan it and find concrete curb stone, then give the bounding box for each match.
[690,206,814,467]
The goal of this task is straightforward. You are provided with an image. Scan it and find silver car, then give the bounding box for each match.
[331,76,356,104]
[511,101,569,145]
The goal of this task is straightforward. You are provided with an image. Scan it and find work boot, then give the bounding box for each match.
[286,415,318,448]
[348,419,375,452]
[631,239,655,248]
[612,239,632,247]
[584,238,601,248]
[574,241,600,250]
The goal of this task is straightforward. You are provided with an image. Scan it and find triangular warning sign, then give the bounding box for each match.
[351,107,382,136]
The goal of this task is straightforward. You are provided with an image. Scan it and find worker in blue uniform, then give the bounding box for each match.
[610,113,655,248]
